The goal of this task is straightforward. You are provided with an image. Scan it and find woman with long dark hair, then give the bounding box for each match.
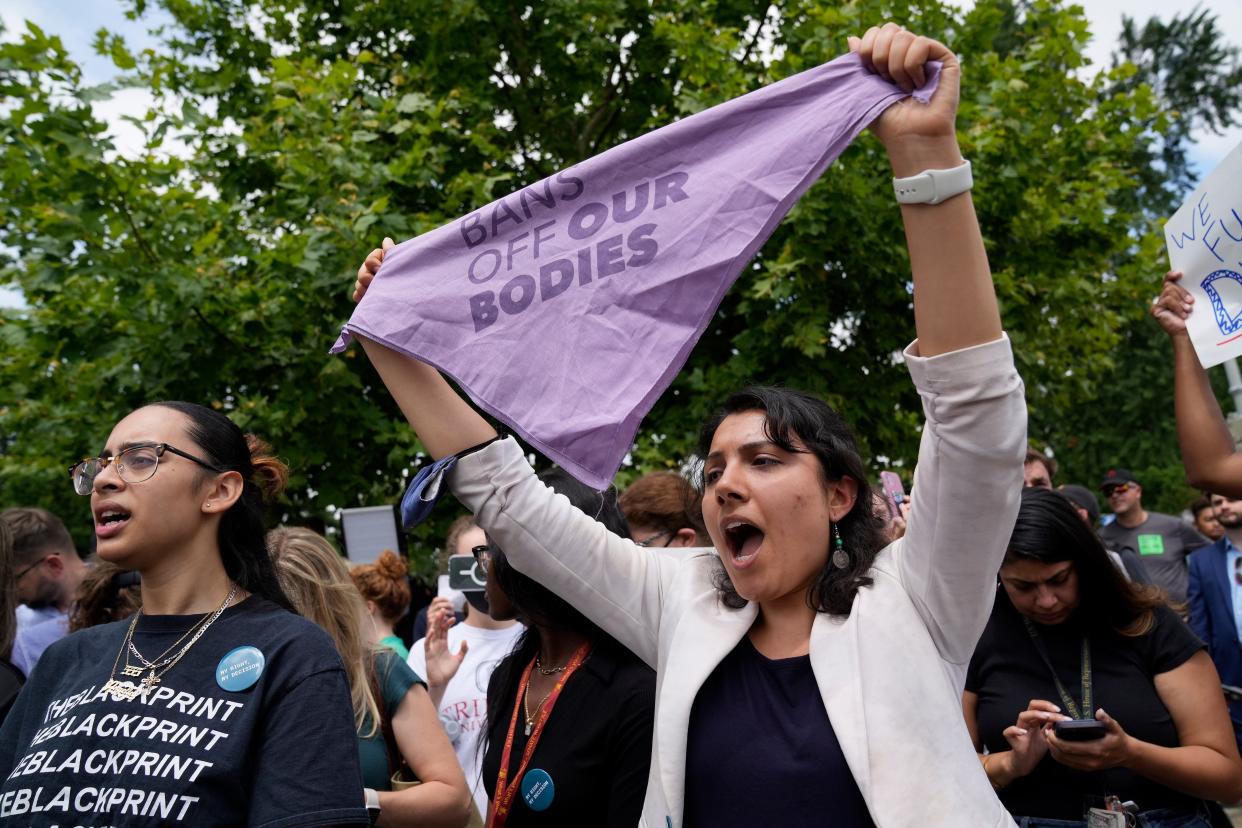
[965,487,1242,826]
[353,24,1030,825]
[0,402,369,826]
[473,468,654,827]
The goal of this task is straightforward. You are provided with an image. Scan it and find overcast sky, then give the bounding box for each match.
[1,0,1239,307]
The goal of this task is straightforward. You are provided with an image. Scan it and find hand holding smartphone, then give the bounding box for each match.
[879,471,906,519]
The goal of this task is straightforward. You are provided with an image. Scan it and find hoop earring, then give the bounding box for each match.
[832,523,849,570]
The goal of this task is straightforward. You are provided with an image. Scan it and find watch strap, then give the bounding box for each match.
[893,160,972,205]
[364,787,381,825]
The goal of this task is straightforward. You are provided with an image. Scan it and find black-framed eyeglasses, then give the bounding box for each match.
[635,530,673,548]
[69,442,224,495]
[471,544,493,563]
[14,554,51,581]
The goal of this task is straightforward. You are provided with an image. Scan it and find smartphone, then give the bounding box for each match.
[879,471,906,519]
[447,554,487,592]
[1053,719,1107,741]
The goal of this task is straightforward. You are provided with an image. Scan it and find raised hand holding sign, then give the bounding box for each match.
[333,47,941,489]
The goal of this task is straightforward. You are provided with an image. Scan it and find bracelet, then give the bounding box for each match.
[893,160,972,205]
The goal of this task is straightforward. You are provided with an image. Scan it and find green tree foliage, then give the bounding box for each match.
[1037,5,1242,513]
[0,0,1224,559]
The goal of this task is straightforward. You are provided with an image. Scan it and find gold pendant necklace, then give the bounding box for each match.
[522,684,554,736]
[105,584,238,699]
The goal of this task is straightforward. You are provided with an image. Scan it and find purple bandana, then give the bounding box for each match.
[333,52,940,489]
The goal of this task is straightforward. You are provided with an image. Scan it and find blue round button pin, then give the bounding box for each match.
[520,768,554,812]
[216,646,265,692]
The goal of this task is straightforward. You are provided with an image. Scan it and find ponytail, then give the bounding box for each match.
[154,402,296,613]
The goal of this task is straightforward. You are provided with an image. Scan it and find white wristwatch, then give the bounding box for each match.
[364,787,381,825]
[892,160,972,205]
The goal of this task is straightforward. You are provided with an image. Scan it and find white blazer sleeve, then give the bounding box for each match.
[447,439,681,667]
[894,334,1026,665]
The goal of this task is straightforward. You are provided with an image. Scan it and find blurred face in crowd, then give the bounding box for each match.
[999,558,1080,626]
[1213,494,1242,532]
[1023,460,1052,489]
[1103,481,1142,518]
[701,411,854,607]
[478,536,517,622]
[90,406,220,572]
[14,548,63,608]
[1196,497,1226,539]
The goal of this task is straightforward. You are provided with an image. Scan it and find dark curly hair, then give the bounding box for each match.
[697,386,889,616]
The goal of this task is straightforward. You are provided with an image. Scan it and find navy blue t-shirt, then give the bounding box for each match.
[0,596,368,827]
[684,636,875,827]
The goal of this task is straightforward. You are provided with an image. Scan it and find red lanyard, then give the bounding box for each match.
[487,642,591,828]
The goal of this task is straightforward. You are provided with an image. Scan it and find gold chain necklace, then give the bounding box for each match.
[522,683,555,737]
[533,655,568,676]
[103,584,238,701]
[120,605,218,675]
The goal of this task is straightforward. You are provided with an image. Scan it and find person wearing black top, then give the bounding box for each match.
[476,469,655,828]
[0,402,368,827]
[965,487,1242,826]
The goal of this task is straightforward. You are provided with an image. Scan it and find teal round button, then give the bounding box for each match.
[216,646,265,692]
[520,768,554,812]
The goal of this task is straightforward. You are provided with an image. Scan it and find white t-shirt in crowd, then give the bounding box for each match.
[409,620,524,818]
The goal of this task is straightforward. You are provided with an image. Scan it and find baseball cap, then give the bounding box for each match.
[1099,468,1138,491]
[1058,485,1100,523]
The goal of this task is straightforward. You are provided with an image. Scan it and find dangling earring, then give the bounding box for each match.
[832,524,849,569]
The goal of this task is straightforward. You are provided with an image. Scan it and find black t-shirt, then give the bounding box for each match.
[0,596,369,827]
[481,639,654,827]
[684,636,874,827]
[966,589,1205,820]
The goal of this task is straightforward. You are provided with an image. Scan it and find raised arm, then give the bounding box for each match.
[850,23,1001,355]
[1152,270,1242,495]
[353,239,497,460]
[852,26,1024,662]
[352,246,679,666]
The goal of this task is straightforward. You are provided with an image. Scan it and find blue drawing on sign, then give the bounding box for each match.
[1201,269,1242,336]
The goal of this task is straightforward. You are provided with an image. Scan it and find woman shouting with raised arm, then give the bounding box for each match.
[353,24,1025,828]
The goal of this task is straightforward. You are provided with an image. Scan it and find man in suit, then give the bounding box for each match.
[1188,493,1242,752]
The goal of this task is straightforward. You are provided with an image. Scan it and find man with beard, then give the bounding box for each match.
[1189,494,1242,753]
[0,507,88,676]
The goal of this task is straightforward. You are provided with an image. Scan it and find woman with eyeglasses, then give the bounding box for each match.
[469,468,654,828]
[619,471,708,549]
[964,487,1242,826]
[0,402,370,827]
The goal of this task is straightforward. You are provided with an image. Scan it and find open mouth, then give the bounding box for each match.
[723,519,765,568]
[95,508,132,538]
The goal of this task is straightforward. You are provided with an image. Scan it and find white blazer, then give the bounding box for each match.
[447,335,1026,827]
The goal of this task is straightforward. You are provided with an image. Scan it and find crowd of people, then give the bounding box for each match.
[1,22,1241,828]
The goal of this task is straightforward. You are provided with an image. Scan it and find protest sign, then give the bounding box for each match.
[333,53,940,489]
[1165,140,1242,369]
